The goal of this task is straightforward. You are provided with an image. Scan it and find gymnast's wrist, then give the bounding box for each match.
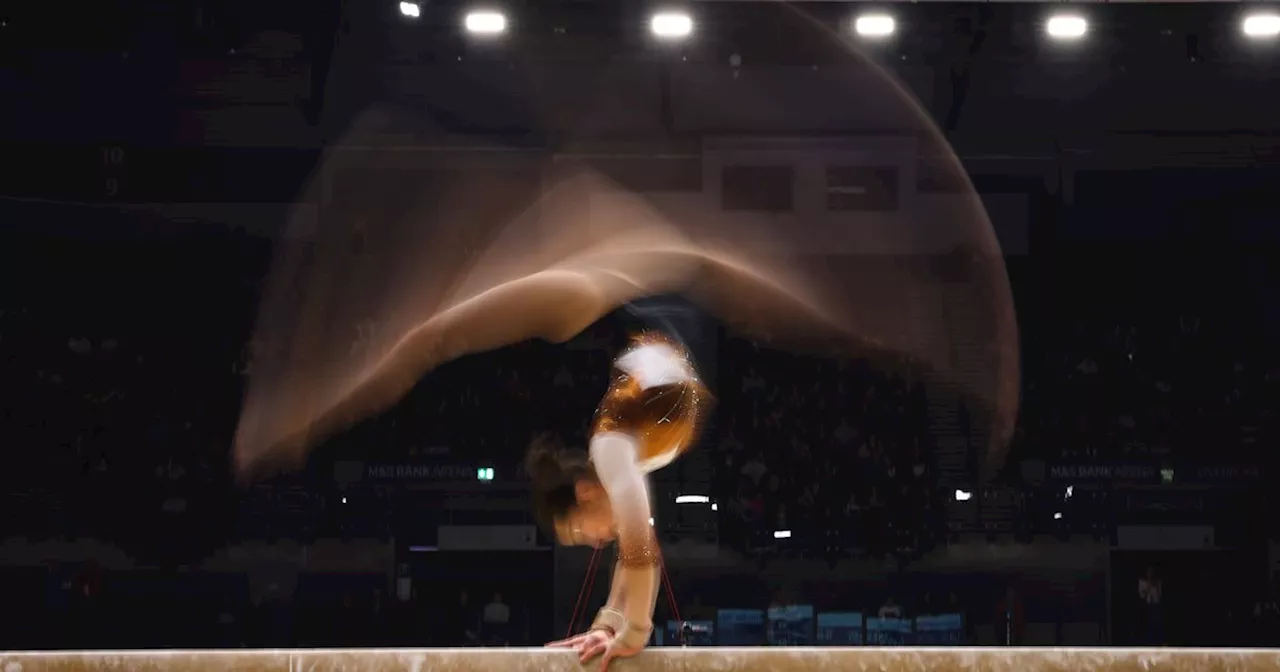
[591,607,625,636]
[615,620,653,649]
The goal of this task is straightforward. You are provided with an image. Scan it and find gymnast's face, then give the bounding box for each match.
[554,480,616,547]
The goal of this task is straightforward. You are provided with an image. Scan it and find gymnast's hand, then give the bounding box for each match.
[545,629,611,665]
[595,634,644,672]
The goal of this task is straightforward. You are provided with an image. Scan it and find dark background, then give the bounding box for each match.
[2,0,1280,651]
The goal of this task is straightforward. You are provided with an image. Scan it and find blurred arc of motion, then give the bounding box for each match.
[235,37,1018,481]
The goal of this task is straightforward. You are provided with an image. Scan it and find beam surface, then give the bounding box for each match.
[2,648,1279,672]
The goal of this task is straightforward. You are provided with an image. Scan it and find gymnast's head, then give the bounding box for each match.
[525,433,616,547]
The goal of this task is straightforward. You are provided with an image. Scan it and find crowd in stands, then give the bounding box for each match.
[1011,250,1278,540]
[2,231,251,564]
[714,344,941,562]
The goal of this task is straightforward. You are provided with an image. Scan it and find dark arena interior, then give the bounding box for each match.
[2,1,1280,670]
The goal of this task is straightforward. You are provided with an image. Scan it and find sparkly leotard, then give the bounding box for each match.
[590,332,710,473]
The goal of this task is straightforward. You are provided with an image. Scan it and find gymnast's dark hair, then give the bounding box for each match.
[525,433,597,534]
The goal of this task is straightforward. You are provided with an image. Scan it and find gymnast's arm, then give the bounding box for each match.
[605,558,628,612]
[586,559,628,636]
[596,553,661,633]
[589,432,659,647]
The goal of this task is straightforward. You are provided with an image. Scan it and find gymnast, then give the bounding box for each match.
[527,331,708,668]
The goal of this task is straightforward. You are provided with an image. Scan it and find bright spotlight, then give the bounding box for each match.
[465,10,507,36]
[954,489,973,502]
[855,13,896,38]
[1243,13,1280,38]
[650,11,693,40]
[399,2,420,19]
[1046,14,1088,40]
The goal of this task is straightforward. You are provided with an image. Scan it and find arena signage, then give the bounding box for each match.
[1048,463,1156,482]
[1047,463,1260,485]
[364,462,477,482]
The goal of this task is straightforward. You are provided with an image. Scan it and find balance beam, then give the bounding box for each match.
[1,647,1276,671]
